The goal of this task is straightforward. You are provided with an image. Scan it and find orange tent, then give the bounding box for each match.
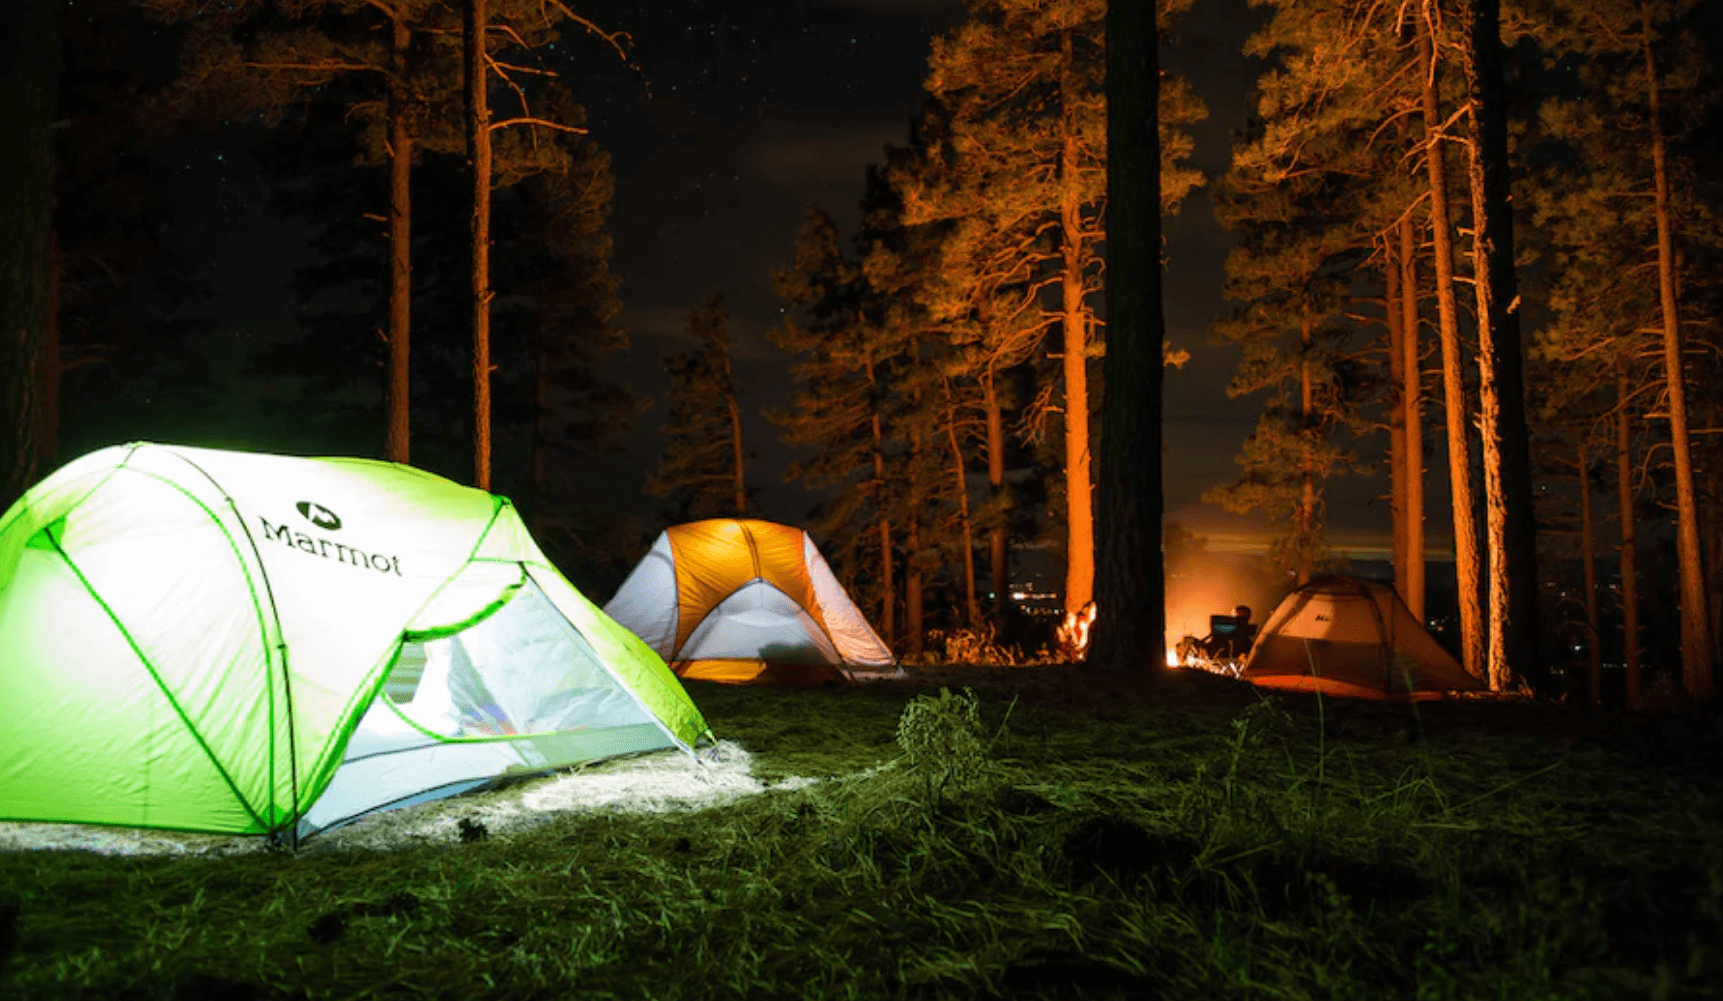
[1240,576,1484,701]
[603,519,896,684]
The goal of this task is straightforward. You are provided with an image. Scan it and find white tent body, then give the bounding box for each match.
[604,519,894,684]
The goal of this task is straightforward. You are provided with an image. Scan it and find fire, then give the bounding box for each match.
[1055,601,1098,659]
[1166,647,1180,668]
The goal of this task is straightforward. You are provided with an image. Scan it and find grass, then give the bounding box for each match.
[2,669,1721,1000]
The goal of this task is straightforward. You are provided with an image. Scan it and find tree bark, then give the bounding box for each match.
[727,386,745,516]
[867,358,894,645]
[0,0,54,510]
[1085,0,1165,673]
[1058,27,1095,618]
[945,379,980,627]
[465,0,493,491]
[1387,234,1409,604]
[1420,10,1485,681]
[1399,214,1427,622]
[385,12,414,465]
[906,482,924,661]
[985,371,1009,629]
[1461,0,1541,693]
[1616,371,1641,708]
[1641,6,1712,702]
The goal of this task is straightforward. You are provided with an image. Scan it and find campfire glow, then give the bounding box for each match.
[1055,601,1097,659]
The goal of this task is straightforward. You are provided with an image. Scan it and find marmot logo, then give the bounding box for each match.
[297,501,342,531]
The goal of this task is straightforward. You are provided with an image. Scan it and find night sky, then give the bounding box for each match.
[139,0,1415,564]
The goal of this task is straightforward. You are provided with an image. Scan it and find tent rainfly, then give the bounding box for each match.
[604,518,896,685]
[0,443,712,845]
[1239,575,1485,701]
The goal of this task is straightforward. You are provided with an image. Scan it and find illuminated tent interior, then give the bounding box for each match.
[1239,575,1485,701]
[604,518,896,685]
[0,443,711,845]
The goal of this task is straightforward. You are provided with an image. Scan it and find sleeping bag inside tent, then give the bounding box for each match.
[1239,575,1485,700]
[0,442,711,843]
[604,518,895,684]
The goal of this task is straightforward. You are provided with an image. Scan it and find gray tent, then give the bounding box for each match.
[1240,576,1485,700]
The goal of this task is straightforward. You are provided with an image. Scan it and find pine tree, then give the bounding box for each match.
[1457,0,1543,693]
[1209,0,1461,599]
[503,124,638,578]
[767,199,909,642]
[1087,0,1166,673]
[647,293,752,521]
[1523,0,1717,702]
[903,0,1205,627]
[1207,110,1374,583]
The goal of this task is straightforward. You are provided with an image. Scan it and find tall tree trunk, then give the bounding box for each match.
[1,0,54,510]
[906,474,924,661]
[461,0,496,492]
[1616,370,1641,707]
[464,0,493,491]
[1461,0,1541,693]
[1641,7,1712,702]
[385,13,414,465]
[727,389,745,515]
[1421,11,1486,680]
[1058,27,1095,618]
[867,358,894,644]
[1298,317,1315,587]
[1388,234,1410,603]
[944,379,980,627]
[1400,214,1427,621]
[1579,440,1600,704]
[985,370,1009,629]
[1086,0,1165,673]
[906,350,926,660]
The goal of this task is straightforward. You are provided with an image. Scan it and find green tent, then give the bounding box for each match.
[0,442,712,845]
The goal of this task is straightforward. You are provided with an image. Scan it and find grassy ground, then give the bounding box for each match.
[2,667,1721,1000]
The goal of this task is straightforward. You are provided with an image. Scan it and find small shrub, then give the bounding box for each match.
[895,687,988,803]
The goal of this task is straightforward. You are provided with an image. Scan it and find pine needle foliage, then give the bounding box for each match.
[646,292,754,522]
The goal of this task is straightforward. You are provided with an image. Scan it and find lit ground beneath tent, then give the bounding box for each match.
[0,741,813,857]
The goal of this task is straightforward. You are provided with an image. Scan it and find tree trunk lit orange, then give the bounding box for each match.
[1388,232,1409,605]
[1058,27,1094,617]
[1399,214,1426,623]
[945,377,980,628]
[1641,6,1712,702]
[1420,9,1485,681]
[985,372,1008,629]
